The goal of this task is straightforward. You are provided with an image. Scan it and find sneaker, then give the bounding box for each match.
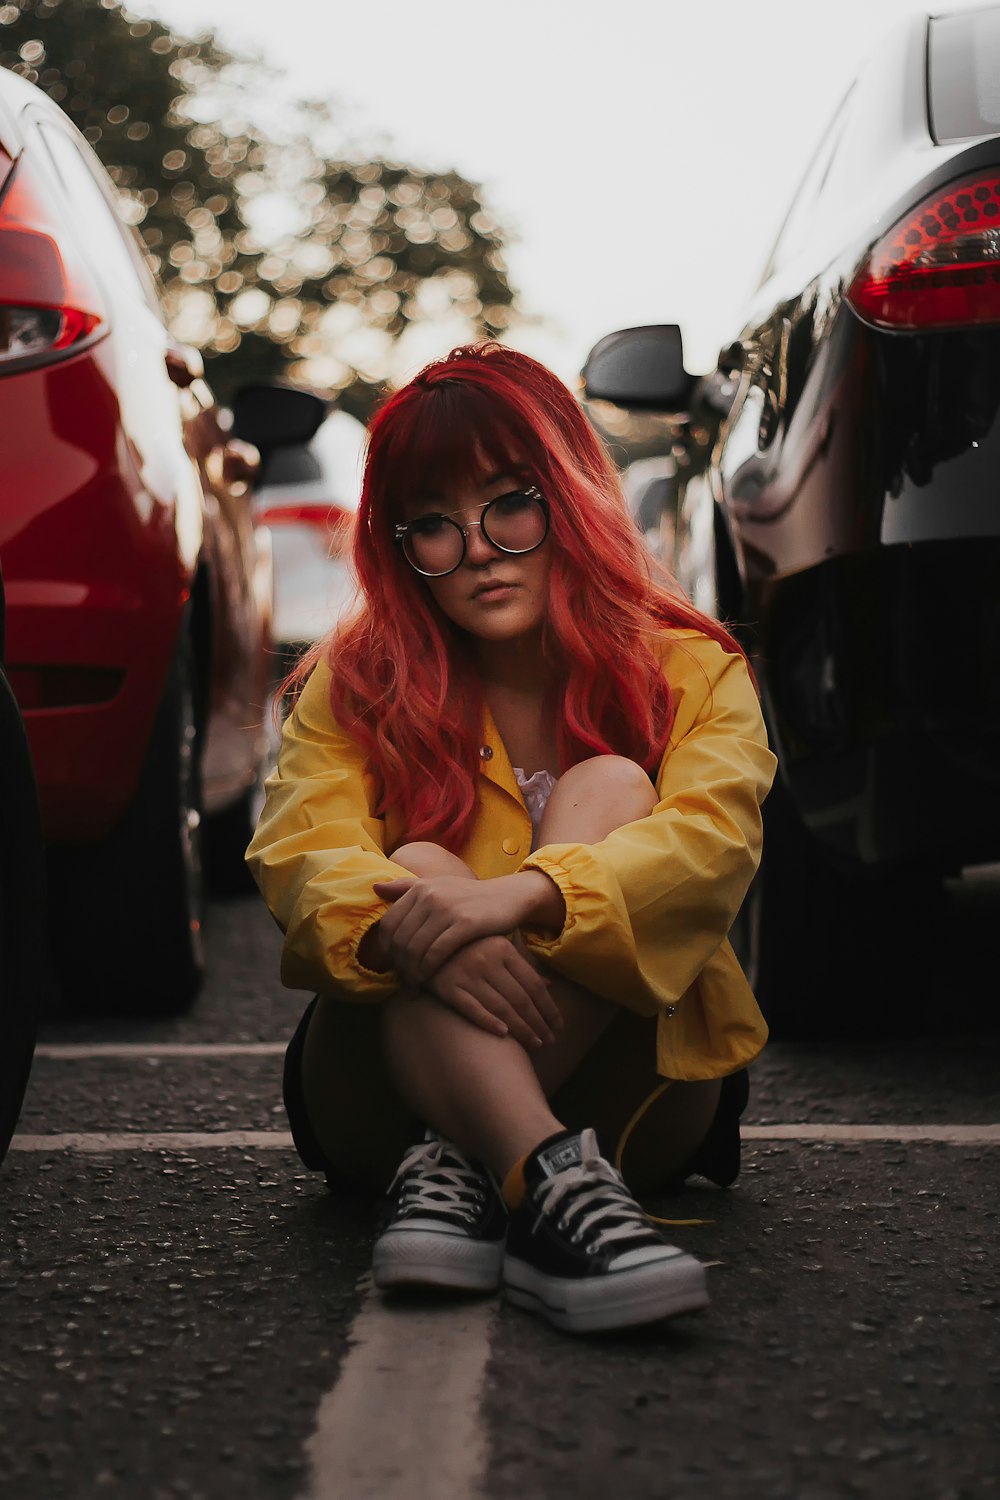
[371,1130,507,1293]
[503,1127,710,1333]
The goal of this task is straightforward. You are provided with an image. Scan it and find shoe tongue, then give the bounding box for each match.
[530,1130,585,1182]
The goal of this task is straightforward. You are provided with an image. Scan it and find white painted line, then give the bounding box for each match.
[10,1130,296,1152]
[33,1043,285,1059]
[301,1279,495,1500]
[9,1124,1000,1154]
[742,1124,1000,1144]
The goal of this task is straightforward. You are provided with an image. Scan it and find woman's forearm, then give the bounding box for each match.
[507,870,566,934]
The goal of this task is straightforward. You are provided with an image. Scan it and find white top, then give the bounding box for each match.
[513,766,558,850]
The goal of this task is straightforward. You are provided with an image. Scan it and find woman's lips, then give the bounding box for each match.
[472,581,516,601]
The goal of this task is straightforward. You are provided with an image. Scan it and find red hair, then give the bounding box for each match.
[287,343,746,852]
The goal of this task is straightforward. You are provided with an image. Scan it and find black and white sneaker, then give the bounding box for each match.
[503,1127,709,1333]
[371,1129,507,1293]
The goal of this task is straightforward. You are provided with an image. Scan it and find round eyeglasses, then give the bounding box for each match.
[394,486,549,578]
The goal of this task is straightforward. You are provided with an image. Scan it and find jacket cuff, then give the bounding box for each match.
[517,852,578,953]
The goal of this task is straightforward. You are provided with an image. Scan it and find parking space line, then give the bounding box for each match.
[9,1124,1000,1153]
[10,1131,296,1151]
[742,1124,1000,1143]
[33,1043,286,1059]
[300,1279,494,1500]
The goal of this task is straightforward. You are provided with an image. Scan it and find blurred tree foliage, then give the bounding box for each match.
[0,0,516,414]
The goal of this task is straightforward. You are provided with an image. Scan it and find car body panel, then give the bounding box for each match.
[0,67,273,841]
[665,13,1000,874]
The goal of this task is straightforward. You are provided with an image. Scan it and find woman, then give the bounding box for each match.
[246,343,777,1335]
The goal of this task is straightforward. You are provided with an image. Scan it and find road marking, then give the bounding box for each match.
[10,1130,296,1151]
[742,1124,1000,1143]
[10,1124,1000,1153]
[33,1043,286,1059]
[301,1279,495,1500]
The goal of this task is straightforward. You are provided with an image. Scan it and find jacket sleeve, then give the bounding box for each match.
[519,633,777,1017]
[245,660,409,999]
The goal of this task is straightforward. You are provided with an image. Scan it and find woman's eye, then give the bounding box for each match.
[492,491,530,516]
[412,515,448,536]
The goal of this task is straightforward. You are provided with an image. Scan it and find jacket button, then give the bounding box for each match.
[479,746,493,761]
[502,837,519,855]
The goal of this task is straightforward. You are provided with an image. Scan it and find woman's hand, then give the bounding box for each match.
[372,871,565,985]
[427,935,563,1049]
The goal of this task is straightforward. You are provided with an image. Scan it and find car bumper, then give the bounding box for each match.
[4,578,178,841]
[759,537,1000,870]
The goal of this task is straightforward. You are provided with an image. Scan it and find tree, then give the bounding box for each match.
[0,0,517,414]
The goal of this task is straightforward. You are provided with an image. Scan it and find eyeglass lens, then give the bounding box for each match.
[402,491,547,576]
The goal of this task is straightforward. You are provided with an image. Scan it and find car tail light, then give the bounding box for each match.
[0,147,108,373]
[848,170,1000,330]
[257,502,353,550]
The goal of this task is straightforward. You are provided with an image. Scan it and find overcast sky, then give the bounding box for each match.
[143,0,976,385]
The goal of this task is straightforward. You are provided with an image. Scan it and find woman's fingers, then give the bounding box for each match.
[373,878,417,902]
[429,937,560,1049]
[434,987,509,1039]
[503,948,564,1034]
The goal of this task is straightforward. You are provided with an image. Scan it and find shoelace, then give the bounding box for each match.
[391,1136,486,1222]
[530,1128,668,1253]
[615,1081,713,1227]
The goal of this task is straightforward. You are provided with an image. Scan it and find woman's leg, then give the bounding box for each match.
[381,760,666,1181]
[380,840,566,1177]
[300,760,723,1191]
[530,757,722,1191]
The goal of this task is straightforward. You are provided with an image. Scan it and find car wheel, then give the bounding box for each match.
[734,773,941,1040]
[48,625,206,1015]
[0,669,46,1164]
[203,783,260,896]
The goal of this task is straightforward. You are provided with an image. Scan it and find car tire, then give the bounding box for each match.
[735,772,941,1041]
[48,624,206,1016]
[0,669,46,1165]
[203,783,260,896]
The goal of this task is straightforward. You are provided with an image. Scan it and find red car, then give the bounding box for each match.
[0,67,323,1013]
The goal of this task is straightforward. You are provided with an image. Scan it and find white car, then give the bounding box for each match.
[620,454,678,565]
[253,408,367,660]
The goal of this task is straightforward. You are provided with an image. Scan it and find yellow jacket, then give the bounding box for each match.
[246,628,777,1082]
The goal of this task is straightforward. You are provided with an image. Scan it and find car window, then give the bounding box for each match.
[760,84,855,281]
[34,120,161,313]
[929,5,1000,143]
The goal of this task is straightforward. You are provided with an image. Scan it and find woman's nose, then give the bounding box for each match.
[463,520,501,564]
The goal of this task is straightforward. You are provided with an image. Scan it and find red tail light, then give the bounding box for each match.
[851,171,1000,333]
[0,147,108,373]
[257,502,352,548]
[848,170,1000,330]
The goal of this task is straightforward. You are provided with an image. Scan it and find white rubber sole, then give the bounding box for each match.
[502,1251,710,1333]
[372,1228,505,1292]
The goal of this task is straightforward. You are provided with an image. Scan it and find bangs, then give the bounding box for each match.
[372,379,531,516]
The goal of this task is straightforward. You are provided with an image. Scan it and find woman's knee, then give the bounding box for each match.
[390,841,476,878]
[539,755,656,843]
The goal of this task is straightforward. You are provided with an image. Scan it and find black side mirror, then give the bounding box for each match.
[581,325,693,411]
[230,384,329,450]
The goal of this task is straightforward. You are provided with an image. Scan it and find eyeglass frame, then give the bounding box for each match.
[393,484,550,578]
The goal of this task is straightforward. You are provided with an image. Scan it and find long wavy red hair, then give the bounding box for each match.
[287,343,746,852]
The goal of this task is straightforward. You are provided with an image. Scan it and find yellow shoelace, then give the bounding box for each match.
[613,1080,714,1227]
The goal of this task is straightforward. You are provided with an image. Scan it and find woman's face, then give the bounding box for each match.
[401,467,552,645]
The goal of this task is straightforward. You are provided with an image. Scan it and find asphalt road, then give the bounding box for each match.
[2,884,998,1500]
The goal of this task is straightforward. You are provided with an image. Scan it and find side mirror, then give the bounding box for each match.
[581,325,693,411]
[230,383,329,450]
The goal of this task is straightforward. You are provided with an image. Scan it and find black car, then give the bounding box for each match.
[583,5,1000,1035]
[0,559,45,1164]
